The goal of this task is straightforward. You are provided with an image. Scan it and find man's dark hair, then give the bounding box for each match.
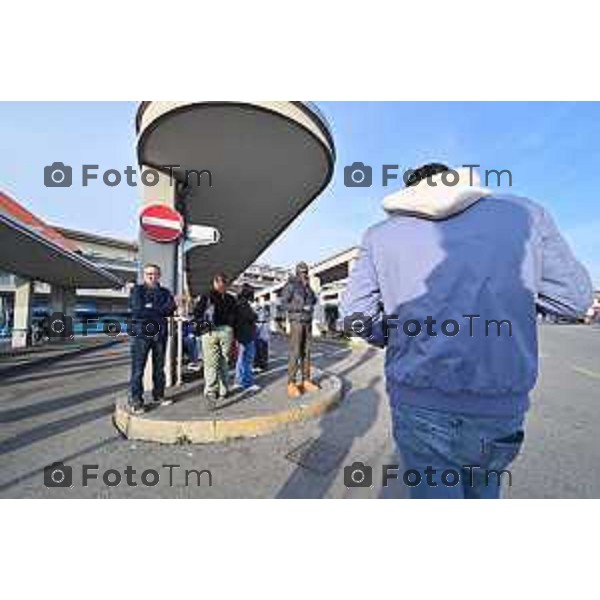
[213,272,228,284]
[405,163,449,188]
[239,283,254,301]
[143,263,161,273]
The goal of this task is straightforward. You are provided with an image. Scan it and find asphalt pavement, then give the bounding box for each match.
[1,326,598,498]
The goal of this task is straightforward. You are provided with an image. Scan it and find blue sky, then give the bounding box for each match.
[0,101,598,285]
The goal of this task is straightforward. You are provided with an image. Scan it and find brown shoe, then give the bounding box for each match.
[287,383,302,398]
[301,380,320,393]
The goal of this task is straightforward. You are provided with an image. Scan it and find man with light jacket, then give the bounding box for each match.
[341,163,593,499]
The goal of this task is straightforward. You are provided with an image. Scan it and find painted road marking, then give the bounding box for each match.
[571,366,600,380]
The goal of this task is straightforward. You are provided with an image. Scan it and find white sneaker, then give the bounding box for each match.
[160,399,174,407]
[247,385,261,393]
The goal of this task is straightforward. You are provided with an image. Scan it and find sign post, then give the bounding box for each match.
[175,235,185,386]
[140,199,221,388]
[174,224,222,386]
[138,192,183,391]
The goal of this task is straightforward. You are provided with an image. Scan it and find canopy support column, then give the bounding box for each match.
[11,277,33,349]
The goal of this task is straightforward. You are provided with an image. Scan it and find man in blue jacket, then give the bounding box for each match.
[128,263,177,413]
[341,164,593,499]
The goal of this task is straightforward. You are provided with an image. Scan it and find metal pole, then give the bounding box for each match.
[176,235,184,386]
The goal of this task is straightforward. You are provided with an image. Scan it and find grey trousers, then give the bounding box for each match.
[288,321,312,384]
[201,326,233,396]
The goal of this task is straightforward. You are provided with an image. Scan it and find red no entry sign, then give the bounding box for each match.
[139,204,183,243]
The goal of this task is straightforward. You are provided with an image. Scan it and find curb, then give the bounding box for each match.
[113,373,343,444]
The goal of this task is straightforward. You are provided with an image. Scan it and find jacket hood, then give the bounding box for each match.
[382,167,492,220]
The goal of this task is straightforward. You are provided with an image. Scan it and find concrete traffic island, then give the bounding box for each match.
[113,369,343,444]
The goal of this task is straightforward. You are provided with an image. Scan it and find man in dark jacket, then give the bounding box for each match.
[281,262,318,398]
[233,284,260,391]
[193,272,237,409]
[128,263,177,413]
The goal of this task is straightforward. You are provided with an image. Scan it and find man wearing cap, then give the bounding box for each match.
[281,262,318,398]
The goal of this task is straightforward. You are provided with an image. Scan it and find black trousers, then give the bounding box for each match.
[129,336,166,402]
[288,322,311,384]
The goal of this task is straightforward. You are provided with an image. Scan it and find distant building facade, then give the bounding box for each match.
[1,225,292,338]
[0,227,138,338]
[231,263,290,294]
[254,246,360,337]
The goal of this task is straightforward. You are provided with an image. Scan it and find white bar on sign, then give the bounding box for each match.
[141,216,182,230]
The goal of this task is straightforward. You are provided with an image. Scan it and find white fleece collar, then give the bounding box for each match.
[382,167,492,220]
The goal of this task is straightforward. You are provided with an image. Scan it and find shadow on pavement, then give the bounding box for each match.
[0,402,117,455]
[0,339,122,380]
[0,434,121,495]
[0,381,126,424]
[6,356,130,385]
[276,374,382,499]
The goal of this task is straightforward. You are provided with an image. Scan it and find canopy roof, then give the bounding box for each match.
[136,101,335,294]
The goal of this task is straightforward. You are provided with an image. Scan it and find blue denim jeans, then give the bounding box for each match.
[184,334,199,363]
[235,340,256,388]
[392,403,525,499]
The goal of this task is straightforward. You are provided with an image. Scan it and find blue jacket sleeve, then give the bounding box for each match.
[340,230,386,346]
[536,208,593,318]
